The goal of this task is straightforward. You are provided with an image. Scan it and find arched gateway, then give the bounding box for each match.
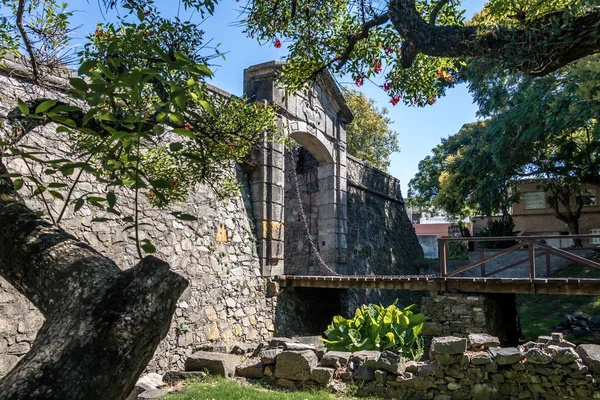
[244,61,352,276]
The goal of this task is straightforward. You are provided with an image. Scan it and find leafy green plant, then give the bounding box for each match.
[448,242,468,260]
[477,216,520,249]
[321,301,425,360]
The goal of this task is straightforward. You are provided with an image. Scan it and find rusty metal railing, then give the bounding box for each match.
[438,234,600,279]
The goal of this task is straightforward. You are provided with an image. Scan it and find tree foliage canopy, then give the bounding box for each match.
[244,0,600,106]
[343,88,399,171]
[1,0,278,256]
[408,54,600,232]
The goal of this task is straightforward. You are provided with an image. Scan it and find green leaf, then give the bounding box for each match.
[17,99,29,116]
[70,77,88,92]
[35,100,58,114]
[107,191,117,208]
[199,100,215,117]
[13,178,24,190]
[48,190,64,200]
[141,242,157,254]
[173,128,195,139]
[169,142,184,152]
[74,198,84,212]
[174,94,187,110]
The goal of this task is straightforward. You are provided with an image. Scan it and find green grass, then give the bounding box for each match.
[518,264,600,342]
[165,377,381,400]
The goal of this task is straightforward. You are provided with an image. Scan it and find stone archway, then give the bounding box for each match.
[243,61,352,276]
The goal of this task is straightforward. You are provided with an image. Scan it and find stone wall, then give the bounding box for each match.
[421,293,520,346]
[0,63,276,376]
[194,334,600,400]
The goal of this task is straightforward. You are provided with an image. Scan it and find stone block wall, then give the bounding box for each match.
[0,65,277,376]
[197,334,600,400]
[421,293,520,346]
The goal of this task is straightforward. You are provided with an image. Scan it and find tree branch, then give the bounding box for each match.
[335,12,390,71]
[389,0,600,76]
[429,0,450,25]
[15,0,40,83]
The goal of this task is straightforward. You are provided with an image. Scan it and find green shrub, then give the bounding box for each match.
[448,242,468,260]
[477,216,520,249]
[321,301,425,360]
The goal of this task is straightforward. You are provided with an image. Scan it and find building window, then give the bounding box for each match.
[582,189,597,206]
[523,192,546,210]
[591,229,600,245]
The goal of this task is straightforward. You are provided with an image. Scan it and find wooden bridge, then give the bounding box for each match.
[278,234,600,295]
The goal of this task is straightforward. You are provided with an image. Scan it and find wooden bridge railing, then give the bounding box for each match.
[438,234,600,279]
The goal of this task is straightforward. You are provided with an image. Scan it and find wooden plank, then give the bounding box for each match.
[537,243,600,271]
[447,242,525,277]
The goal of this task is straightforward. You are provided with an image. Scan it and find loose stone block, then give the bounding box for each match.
[260,348,282,364]
[551,347,580,364]
[469,351,493,365]
[468,333,500,350]
[274,350,318,381]
[184,351,241,378]
[430,336,468,355]
[375,351,406,375]
[320,351,351,368]
[236,360,264,379]
[523,348,553,365]
[311,367,334,384]
[489,347,524,365]
[576,344,600,374]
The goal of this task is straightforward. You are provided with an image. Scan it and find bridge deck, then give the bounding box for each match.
[279,275,600,295]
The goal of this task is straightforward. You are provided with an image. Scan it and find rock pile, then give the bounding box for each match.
[553,313,600,337]
[132,333,600,399]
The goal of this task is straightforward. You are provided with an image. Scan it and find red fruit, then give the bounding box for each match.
[373,59,382,73]
[144,10,151,16]
[355,77,363,87]
[184,123,191,131]
[148,191,154,197]
[274,39,282,48]
[390,95,401,106]
[428,97,436,105]
[382,82,392,91]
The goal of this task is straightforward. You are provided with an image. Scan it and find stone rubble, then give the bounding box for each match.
[168,333,600,399]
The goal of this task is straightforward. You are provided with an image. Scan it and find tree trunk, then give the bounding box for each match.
[0,159,188,399]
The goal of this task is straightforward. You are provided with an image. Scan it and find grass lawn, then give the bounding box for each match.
[517,264,600,342]
[165,377,380,400]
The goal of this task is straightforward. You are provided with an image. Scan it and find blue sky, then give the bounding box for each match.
[73,0,487,195]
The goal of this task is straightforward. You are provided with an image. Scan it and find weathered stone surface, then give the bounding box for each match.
[320,351,351,368]
[260,349,282,364]
[163,371,207,385]
[136,373,164,391]
[523,348,553,365]
[185,351,241,378]
[375,351,406,375]
[311,367,334,384]
[350,350,380,364]
[471,383,499,400]
[431,336,467,355]
[468,333,500,350]
[469,351,493,365]
[137,389,168,399]
[230,343,256,355]
[551,347,580,364]
[274,350,318,381]
[489,347,524,365]
[353,364,376,381]
[268,337,296,349]
[283,342,315,351]
[576,344,600,374]
[236,360,264,379]
[402,378,436,390]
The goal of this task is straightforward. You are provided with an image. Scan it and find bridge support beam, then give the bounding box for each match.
[421,292,520,346]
